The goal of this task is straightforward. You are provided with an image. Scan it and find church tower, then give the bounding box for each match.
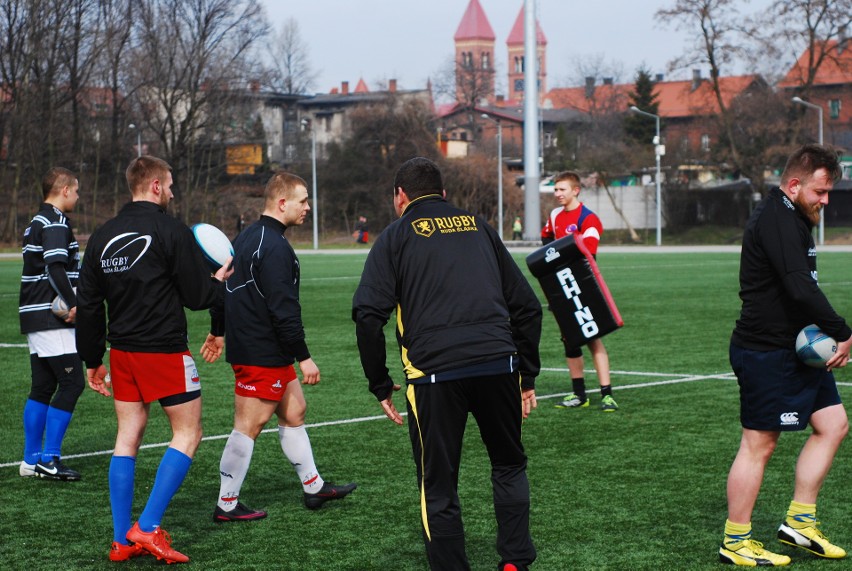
[506,5,547,102]
[454,0,496,105]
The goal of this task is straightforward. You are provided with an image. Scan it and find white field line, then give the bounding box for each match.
[3,369,851,469]
[0,369,730,469]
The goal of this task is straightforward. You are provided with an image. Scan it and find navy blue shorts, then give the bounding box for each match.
[730,343,841,431]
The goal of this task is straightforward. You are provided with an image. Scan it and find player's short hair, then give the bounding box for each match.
[781,144,842,186]
[42,167,77,200]
[264,171,307,205]
[554,171,582,189]
[394,157,443,200]
[126,155,172,197]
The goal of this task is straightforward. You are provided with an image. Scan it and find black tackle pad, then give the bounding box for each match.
[526,233,623,348]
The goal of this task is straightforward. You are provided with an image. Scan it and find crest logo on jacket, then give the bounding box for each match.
[100,232,152,274]
[412,218,436,237]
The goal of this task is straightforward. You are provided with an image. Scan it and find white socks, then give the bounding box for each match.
[279,424,324,493]
[217,430,255,511]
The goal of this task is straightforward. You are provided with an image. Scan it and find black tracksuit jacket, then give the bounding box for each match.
[221,215,310,367]
[352,194,542,401]
[732,187,851,350]
[76,201,224,368]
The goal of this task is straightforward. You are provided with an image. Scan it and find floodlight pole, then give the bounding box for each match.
[128,123,141,157]
[522,0,540,240]
[301,119,319,250]
[630,106,663,246]
[482,114,504,239]
[792,96,825,245]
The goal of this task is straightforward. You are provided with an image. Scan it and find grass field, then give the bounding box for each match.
[1,250,852,570]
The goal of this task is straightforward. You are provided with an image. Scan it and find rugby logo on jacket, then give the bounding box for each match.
[411,216,477,237]
[100,232,152,274]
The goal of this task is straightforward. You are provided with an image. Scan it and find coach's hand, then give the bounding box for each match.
[521,388,537,419]
[298,358,320,385]
[200,334,224,363]
[87,364,112,397]
[827,336,852,370]
[381,384,403,425]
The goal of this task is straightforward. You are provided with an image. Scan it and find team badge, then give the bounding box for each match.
[411,218,435,237]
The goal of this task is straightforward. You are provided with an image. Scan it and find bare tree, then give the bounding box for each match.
[322,94,438,232]
[132,0,269,222]
[656,0,752,176]
[63,0,102,160]
[0,0,31,240]
[759,0,852,94]
[92,0,136,219]
[561,58,640,241]
[756,0,852,145]
[269,17,317,95]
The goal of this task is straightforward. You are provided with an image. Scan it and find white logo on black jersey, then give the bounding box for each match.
[100,232,152,274]
[780,412,799,426]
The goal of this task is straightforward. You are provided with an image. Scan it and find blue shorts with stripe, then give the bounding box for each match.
[730,343,841,431]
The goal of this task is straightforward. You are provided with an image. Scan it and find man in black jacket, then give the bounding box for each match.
[353,157,542,571]
[201,171,355,523]
[77,155,230,564]
[720,145,851,566]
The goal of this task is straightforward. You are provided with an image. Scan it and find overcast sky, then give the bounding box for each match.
[259,0,780,96]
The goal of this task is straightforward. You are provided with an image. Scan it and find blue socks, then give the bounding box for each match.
[42,406,73,461]
[23,401,75,464]
[110,456,137,544]
[22,399,48,465]
[138,448,192,532]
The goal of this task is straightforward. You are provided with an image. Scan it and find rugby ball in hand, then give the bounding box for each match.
[191,223,233,271]
[795,324,837,368]
[51,295,70,319]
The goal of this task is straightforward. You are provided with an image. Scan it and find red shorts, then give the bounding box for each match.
[232,364,297,401]
[109,349,201,403]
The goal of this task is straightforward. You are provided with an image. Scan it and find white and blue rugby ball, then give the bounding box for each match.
[51,295,70,319]
[795,324,837,368]
[191,223,233,271]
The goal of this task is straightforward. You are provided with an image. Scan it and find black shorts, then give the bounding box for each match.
[730,343,841,431]
[560,338,583,359]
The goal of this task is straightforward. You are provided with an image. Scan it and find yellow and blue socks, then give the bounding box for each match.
[786,500,816,529]
[723,519,752,549]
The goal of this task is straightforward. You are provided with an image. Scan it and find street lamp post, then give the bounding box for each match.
[301,119,319,250]
[128,123,141,157]
[481,114,504,239]
[792,96,825,245]
[629,106,664,246]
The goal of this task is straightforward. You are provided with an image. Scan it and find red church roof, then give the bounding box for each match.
[354,78,369,93]
[506,6,547,46]
[454,0,495,41]
[777,39,852,88]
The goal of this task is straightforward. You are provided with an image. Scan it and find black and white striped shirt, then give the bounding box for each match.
[19,203,79,334]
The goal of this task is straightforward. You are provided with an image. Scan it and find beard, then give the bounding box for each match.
[794,193,821,225]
